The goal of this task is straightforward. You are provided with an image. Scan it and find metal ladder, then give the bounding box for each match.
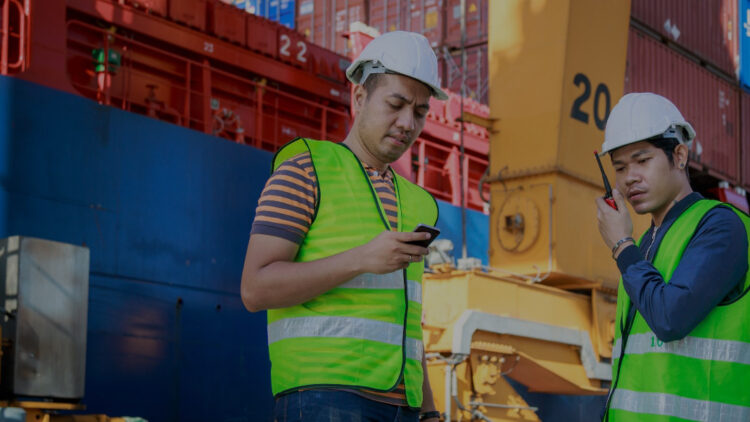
[0,0,29,75]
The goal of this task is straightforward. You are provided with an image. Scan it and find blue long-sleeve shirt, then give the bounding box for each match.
[615,192,748,342]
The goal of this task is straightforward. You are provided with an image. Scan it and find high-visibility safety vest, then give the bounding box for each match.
[266,138,438,408]
[607,199,750,421]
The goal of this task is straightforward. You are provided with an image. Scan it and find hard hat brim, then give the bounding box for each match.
[346,59,449,100]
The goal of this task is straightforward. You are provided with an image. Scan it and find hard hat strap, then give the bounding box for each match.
[661,126,686,144]
[359,61,389,85]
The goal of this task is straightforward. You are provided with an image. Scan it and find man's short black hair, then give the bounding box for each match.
[362,73,386,96]
[648,137,680,164]
[648,137,689,175]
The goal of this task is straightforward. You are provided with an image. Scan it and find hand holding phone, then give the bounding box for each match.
[406,224,441,248]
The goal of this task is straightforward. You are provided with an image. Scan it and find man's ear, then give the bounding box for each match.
[674,143,689,168]
[353,84,367,116]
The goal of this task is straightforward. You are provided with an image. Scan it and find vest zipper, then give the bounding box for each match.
[606,225,660,420]
[645,226,659,262]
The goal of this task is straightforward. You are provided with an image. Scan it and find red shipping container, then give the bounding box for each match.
[247,13,278,56]
[439,42,488,104]
[443,0,487,48]
[169,0,207,31]
[420,0,446,47]
[297,0,365,56]
[207,0,246,45]
[708,186,749,212]
[369,0,406,37]
[297,0,445,56]
[307,42,349,83]
[127,0,168,16]
[296,0,316,43]
[631,0,738,78]
[742,92,750,188]
[626,28,740,182]
[369,0,445,47]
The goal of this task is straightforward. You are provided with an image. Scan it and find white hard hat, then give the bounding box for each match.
[600,92,696,155]
[346,31,448,100]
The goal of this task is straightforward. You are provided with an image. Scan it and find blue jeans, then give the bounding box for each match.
[273,390,420,422]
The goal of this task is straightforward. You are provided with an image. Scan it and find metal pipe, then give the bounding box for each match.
[104,31,111,105]
[444,361,452,422]
[420,0,424,34]
[528,183,555,283]
[468,401,539,412]
[7,0,25,69]
[451,362,494,422]
[330,0,335,51]
[322,0,327,50]
[397,0,401,32]
[383,0,387,34]
[459,0,467,259]
[344,0,349,54]
[3,0,12,74]
[406,0,411,32]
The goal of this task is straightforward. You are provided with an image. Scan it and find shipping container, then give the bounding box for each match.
[127,0,169,16]
[233,0,296,28]
[439,43,488,104]
[296,0,446,56]
[208,0,247,44]
[169,0,208,30]
[296,0,365,55]
[442,0,487,47]
[246,12,279,56]
[233,0,260,13]
[740,0,750,90]
[631,0,738,78]
[369,0,436,44]
[626,27,741,182]
[742,92,750,187]
[259,0,296,28]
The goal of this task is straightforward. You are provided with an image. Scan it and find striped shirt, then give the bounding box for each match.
[251,152,408,406]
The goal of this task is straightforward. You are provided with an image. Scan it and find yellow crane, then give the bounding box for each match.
[422,0,650,420]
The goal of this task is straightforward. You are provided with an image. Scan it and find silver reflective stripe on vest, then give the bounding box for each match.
[337,271,422,304]
[268,316,403,346]
[611,388,750,421]
[405,336,423,361]
[407,280,422,304]
[613,333,750,365]
[340,271,403,289]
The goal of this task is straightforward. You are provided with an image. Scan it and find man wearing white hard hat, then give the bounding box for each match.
[241,31,443,421]
[596,93,750,421]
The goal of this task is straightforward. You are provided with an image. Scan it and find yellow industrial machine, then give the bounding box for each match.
[423,0,651,420]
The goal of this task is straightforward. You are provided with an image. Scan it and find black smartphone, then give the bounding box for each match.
[406,224,441,248]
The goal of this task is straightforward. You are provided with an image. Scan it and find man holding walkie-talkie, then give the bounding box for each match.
[595,93,750,421]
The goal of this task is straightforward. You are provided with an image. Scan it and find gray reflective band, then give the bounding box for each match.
[269,316,423,360]
[340,271,403,290]
[337,271,422,304]
[611,389,750,421]
[269,316,402,346]
[405,337,423,361]
[613,333,750,365]
[407,280,422,304]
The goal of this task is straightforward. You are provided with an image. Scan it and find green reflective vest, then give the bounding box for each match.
[608,199,750,421]
[266,138,438,408]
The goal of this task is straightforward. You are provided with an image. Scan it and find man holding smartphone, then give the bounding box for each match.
[241,31,444,422]
[595,93,750,421]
